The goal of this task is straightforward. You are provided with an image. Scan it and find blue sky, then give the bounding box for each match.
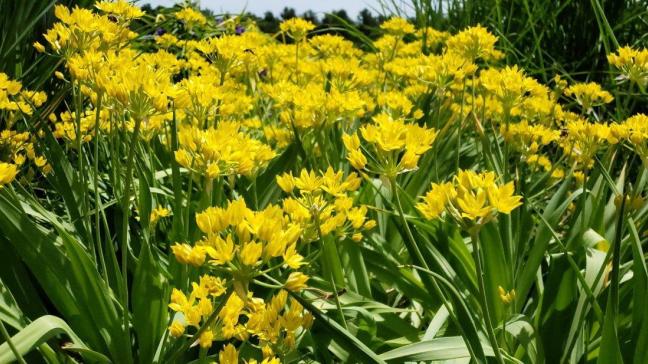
[141,0,413,17]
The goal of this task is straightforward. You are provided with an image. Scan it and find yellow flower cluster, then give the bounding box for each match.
[417,170,522,228]
[94,0,144,21]
[0,73,47,115]
[559,118,625,169]
[381,17,416,36]
[279,18,316,41]
[173,199,305,274]
[277,168,375,242]
[0,73,51,182]
[51,109,110,144]
[170,287,311,361]
[169,198,313,354]
[174,123,276,179]
[43,3,138,56]
[621,114,648,165]
[175,6,208,29]
[479,66,555,120]
[608,46,648,87]
[564,82,614,112]
[445,25,504,62]
[343,113,437,177]
[500,121,562,175]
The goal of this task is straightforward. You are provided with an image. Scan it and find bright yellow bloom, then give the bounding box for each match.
[276,172,295,193]
[95,0,144,21]
[149,207,170,224]
[380,17,416,36]
[219,343,238,364]
[239,241,263,266]
[294,169,322,193]
[168,321,185,338]
[418,170,522,228]
[564,82,613,111]
[608,46,648,87]
[498,286,516,305]
[446,25,503,62]
[205,235,235,265]
[285,272,309,291]
[280,18,315,41]
[487,182,523,214]
[175,6,207,29]
[345,113,437,176]
[33,42,45,53]
[0,162,19,186]
[198,329,214,349]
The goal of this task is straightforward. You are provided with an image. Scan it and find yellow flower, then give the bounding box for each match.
[487,182,523,214]
[294,169,322,193]
[456,188,491,220]
[280,18,315,41]
[169,320,185,338]
[0,162,19,186]
[239,241,263,266]
[446,25,503,62]
[276,172,295,193]
[33,42,45,53]
[418,170,522,227]
[171,243,206,267]
[198,329,214,349]
[380,17,416,36]
[498,286,516,305]
[608,46,648,87]
[219,343,238,364]
[346,113,437,176]
[564,82,613,110]
[342,133,361,151]
[347,148,367,170]
[175,6,207,29]
[95,0,145,21]
[285,272,309,291]
[283,244,304,269]
[205,235,235,265]
[196,207,227,235]
[150,207,170,224]
[416,182,454,220]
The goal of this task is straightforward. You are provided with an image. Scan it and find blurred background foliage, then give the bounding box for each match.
[4,0,648,91]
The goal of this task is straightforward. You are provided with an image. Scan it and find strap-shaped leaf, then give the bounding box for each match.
[0,315,111,363]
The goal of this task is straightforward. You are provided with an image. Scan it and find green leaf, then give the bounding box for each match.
[132,241,168,364]
[379,336,494,362]
[290,292,386,363]
[0,315,111,363]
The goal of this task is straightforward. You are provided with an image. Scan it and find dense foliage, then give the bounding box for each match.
[1,1,648,363]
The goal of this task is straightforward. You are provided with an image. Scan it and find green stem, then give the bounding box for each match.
[314,212,347,329]
[0,320,26,364]
[470,229,505,364]
[391,180,480,359]
[73,80,92,243]
[119,115,143,359]
[184,169,194,239]
[93,93,108,282]
[169,105,184,241]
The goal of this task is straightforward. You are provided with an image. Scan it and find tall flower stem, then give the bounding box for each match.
[119,114,143,359]
[93,92,108,281]
[0,319,26,364]
[391,179,480,360]
[469,229,505,364]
